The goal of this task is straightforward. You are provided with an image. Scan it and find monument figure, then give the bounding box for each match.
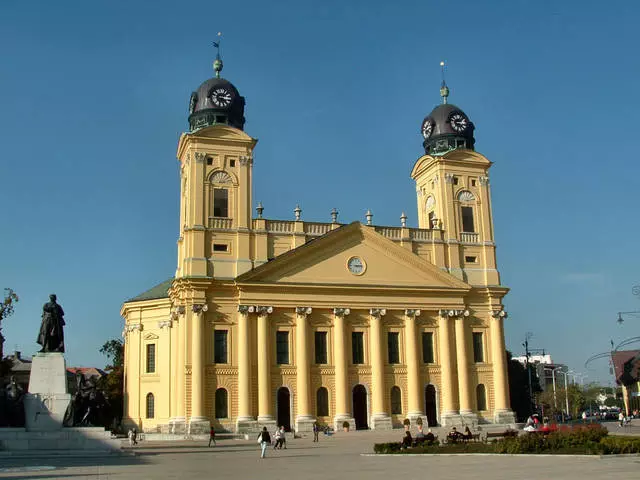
[0,376,25,427]
[37,294,65,353]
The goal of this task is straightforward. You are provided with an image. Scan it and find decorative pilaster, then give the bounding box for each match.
[369,308,392,430]
[236,305,255,430]
[295,307,315,432]
[332,308,354,431]
[404,309,424,423]
[438,309,460,425]
[170,305,186,433]
[490,309,516,424]
[189,303,210,434]
[256,306,275,426]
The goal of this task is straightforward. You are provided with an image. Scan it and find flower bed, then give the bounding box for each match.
[373,425,640,455]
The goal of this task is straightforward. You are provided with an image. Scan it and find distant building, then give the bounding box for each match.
[512,354,567,392]
[2,351,105,393]
[611,350,640,416]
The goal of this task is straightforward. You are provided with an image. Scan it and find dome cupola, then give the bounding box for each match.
[188,40,245,132]
[420,63,475,155]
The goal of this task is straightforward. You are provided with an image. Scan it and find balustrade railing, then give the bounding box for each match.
[304,222,333,236]
[460,232,480,243]
[410,229,433,241]
[209,217,234,229]
[375,226,402,239]
[266,220,295,233]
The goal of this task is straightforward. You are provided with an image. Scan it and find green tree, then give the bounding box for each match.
[0,288,19,361]
[98,338,124,430]
[507,350,542,421]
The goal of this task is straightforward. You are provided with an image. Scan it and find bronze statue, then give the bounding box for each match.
[37,294,65,353]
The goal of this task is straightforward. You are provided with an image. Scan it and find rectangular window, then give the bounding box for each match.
[213,243,228,252]
[422,332,434,364]
[276,331,289,365]
[229,159,236,167]
[388,332,400,364]
[213,188,229,217]
[453,176,459,185]
[214,330,228,364]
[461,206,475,232]
[465,256,477,263]
[314,331,327,364]
[473,332,484,363]
[352,332,364,365]
[471,179,477,187]
[146,344,156,373]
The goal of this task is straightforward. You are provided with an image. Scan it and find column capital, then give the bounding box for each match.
[125,323,143,333]
[405,309,421,318]
[295,306,313,316]
[255,305,273,316]
[157,320,173,329]
[490,309,508,319]
[333,307,350,317]
[369,308,387,319]
[172,305,186,316]
[438,308,470,318]
[192,304,208,315]
[237,305,255,314]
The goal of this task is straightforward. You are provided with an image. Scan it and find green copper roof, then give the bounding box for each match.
[127,278,173,303]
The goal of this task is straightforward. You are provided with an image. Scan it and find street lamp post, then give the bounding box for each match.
[543,367,558,412]
[555,369,571,421]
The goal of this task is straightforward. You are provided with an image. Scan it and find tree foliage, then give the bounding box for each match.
[0,288,19,366]
[507,350,542,421]
[98,338,124,430]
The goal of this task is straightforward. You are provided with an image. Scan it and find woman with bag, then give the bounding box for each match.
[258,426,271,458]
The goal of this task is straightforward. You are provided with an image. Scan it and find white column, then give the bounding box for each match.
[369,308,392,430]
[257,305,275,424]
[404,309,422,420]
[236,305,254,427]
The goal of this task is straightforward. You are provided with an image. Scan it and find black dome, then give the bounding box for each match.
[420,103,475,155]
[188,76,246,132]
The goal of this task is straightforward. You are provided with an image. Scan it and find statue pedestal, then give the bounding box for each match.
[24,353,71,432]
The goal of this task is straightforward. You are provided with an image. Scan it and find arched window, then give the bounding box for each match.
[316,387,329,417]
[390,386,402,414]
[215,388,228,418]
[476,384,487,411]
[146,393,155,419]
[458,190,476,233]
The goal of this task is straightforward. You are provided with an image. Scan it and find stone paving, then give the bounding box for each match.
[0,424,638,479]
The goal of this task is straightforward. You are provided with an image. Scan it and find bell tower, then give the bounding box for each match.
[175,53,257,280]
[411,70,500,286]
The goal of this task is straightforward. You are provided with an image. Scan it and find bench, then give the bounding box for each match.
[483,430,518,442]
[412,435,439,447]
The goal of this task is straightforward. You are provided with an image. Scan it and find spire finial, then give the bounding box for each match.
[440,60,449,104]
[213,32,223,78]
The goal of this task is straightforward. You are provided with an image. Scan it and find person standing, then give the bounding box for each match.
[273,427,281,449]
[313,422,319,442]
[279,426,287,449]
[208,426,216,447]
[258,427,271,459]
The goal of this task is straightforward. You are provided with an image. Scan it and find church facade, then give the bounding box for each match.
[120,56,516,434]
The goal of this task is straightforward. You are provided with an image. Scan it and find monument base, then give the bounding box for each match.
[0,427,120,451]
[25,353,71,432]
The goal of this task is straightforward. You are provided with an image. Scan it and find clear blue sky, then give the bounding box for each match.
[1,1,639,384]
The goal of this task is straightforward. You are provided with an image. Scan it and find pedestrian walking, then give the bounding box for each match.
[128,428,134,447]
[279,426,287,449]
[258,427,271,459]
[208,426,216,447]
[313,422,319,442]
[273,426,282,449]
[619,411,625,427]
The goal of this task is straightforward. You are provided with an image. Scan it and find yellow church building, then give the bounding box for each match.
[120,54,516,434]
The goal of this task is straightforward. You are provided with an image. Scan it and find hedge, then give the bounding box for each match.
[373,424,640,455]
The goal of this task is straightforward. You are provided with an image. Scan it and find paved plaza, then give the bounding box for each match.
[1,424,639,479]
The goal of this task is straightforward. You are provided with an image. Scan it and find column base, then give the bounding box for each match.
[407,413,429,429]
[236,416,258,433]
[440,411,462,426]
[459,411,479,429]
[168,417,187,435]
[257,415,277,432]
[188,416,211,436]
[333,415,356,432]
[370,413,393,431]
[493,409,516,425]
[295,415,316,433]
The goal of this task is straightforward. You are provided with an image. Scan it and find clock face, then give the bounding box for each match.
[449,113,468,132]
[421,119,434,139]
[189,93,198,114]
[347,256,365,275]
[211,87,233,107]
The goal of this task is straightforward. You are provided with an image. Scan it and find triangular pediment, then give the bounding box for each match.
[237,222,470,292]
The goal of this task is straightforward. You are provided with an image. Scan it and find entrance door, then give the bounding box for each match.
[425,384,438,427]
[276,387,291,431]
[353,384,368,430]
